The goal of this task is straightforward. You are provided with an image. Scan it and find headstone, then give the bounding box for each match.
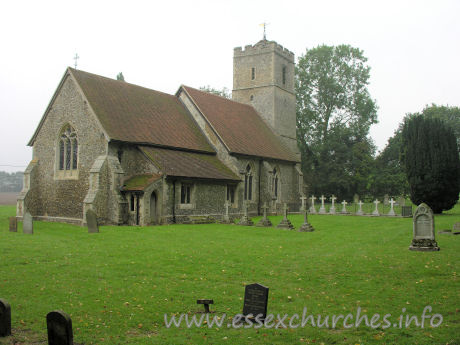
[242,283,269,321]
[401,206,413,217]
[453,222,460,235]
[238,201,254,226]
[329,195,337,214]
[353,194,359,204]
[388,198,396,216]
[300,195,307,210]
[0,299,11,337]
[409,203,439,251]
[309,195,317,214]
[372,199,380,216]
[221,201,232,224]
[46,310,73,345]
[256,202,272,227]
[86,209,99,233]
[356,200,364,215]
[299,205,314,232]
[340,200,349,214]
[398,196,406,207]
[276,203,294,229]
[197,299,214,313]
[23,212,33,234]
[383,194,390,205]
[318,195,326,214]
[9,217,17,232]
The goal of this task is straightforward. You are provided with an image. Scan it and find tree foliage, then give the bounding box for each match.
[401,116,460,213]
[296,45,378,199]
[199,85,231,99]
[116,72,125,81]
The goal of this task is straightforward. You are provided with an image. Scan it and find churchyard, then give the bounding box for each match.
[0,203,459,345]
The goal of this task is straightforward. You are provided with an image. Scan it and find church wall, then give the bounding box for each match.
[29,75,108,221]
[108,143,160,178]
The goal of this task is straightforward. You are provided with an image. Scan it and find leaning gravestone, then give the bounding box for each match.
[23,212,33,234]
[9,217,17,232]
[0,299,11,337]
[86,209,99,233]
[46,310,73,345]
[242,283,269,321]
[409,203,440,251]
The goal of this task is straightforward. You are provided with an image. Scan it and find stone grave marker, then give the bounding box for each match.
[401,206,413,217]
[256,202,272,227]
[318,195,327,214]
[238,201,254,226]
[0,299,11,337]
[388,198,396,216]
[356,200,364,216]
[340,200,349,214]
[329,195,337,214]
[86,209,99,233]
[353,194,359,204]
[46,310,73,345]
[299,204,314,232]
[383,194,390,205]
[398,196,406,206]
[9,217,17,232]
[276,203,294,229]
[221,201,232,224]
[372,199,380,216]
[197,299,214,313]
[23,212,33,234]
[409,203,440,251]
[309,195,317,214]
[242,283,269,321]
[452,222,460,235]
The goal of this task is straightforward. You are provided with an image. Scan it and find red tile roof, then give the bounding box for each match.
[70,68,213,153]
[181,86,298,162]
[140,146,239,181]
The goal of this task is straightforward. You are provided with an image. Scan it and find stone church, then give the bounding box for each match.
[17,40,303,226]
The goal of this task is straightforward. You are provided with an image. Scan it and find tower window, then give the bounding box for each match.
[251,67,255,80]
[250,95,254,101]
[282,66,286,85]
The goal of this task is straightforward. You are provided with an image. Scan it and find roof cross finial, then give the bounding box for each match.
[260,22,269,40]
[73,53,80,69]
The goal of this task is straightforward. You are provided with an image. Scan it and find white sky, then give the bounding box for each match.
[1,0,459,173]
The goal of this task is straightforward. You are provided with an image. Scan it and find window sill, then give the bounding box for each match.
[55,170,79,180]
[179,203,195,210]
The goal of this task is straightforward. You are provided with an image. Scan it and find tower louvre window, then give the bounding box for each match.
[282,66,286,85]
[251,67,255,80]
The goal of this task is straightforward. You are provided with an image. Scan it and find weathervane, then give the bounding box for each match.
[260,22,269,40]
[73,53,79,69]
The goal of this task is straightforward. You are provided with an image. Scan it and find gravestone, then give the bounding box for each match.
[401,206,413,217]
[23,212,33,234]
[398,196,406,207]
[356,200,364,216]
[340,200,349,214]
[318,195,327,214]
[46,310,73,345]
[309,195,317,214]
[276,203,294,230]
[299,205,314,232]
[86,209,99,233]
[238,201,254,226]
[242,283,269,321]
[221,201,232,224]
[383,194,390,205]
[353,194,359,204]
[453,222,460,235]
[256,203,272,227]
[409,203,440,251]
[329,195,337,214]
[0,299,11,337]
[387,198,396,216]
[372,199,380,216]
[9,217,17,232]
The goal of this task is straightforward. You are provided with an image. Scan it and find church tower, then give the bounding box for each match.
[232,40,299,156]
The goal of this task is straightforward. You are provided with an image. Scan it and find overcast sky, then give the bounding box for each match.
[1,0,459,173]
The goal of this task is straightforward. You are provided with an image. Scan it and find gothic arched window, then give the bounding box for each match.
[244,164,253,201]
[272,167,279,199]
[57,125,78,178]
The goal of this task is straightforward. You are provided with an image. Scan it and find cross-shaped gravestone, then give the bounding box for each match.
[46,310,73,345]
[356,200,364,216]
[222,201,232,223]
[256,202,272,227]
[329,195,337,214]
[388,198,396,216]
[276,203,294,229]
[309,195,317,214]
[300,196,307,210]
[238,201,254,226]
[0,299,11,337]
[372,199,380,216]
[340,200,349,214]
[318,195,326,214]
[299,206,314,232]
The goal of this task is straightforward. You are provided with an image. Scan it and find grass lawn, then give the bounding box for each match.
[0,205,459,345]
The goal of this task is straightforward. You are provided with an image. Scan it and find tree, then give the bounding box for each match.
[296,44,378,198]
[401,116,460,213]
[116,72,125,81]
[199,85,231,99]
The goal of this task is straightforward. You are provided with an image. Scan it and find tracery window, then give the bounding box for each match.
[56,125,78,179]
[272,168,279,199]
[244,165,253,201]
